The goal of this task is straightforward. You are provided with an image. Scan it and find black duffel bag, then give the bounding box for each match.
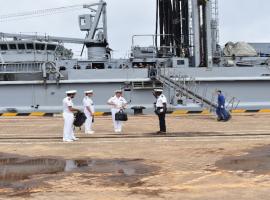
[73,111,87,127]
[115,110,128,121]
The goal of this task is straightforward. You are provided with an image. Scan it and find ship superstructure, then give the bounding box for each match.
[0,0,270,114]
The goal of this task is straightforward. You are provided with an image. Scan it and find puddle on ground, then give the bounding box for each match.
[0,153,159,198]
[216,144,270,175]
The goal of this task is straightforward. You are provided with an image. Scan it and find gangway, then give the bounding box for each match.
[156,68,240,112]
[156,69,217,110]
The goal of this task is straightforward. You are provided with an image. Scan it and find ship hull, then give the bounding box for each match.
[1,66,270,114]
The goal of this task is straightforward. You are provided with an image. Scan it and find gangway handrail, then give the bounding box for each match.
[156,68,217,110]
[161,74,217,108]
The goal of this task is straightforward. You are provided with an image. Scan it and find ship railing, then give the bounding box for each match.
[223,92,240,111]
[0,62,44,73]
[157,67,241,113]
[131,34,179,58]
[156,67,217,110]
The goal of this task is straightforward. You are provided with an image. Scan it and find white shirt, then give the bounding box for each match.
[156,94,167,107]
[83,96,95,114]
[108,96,127,109]
[63,97,74,113]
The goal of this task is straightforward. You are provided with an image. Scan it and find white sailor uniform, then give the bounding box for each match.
[63,97,75,141]
[107,95,127,132]
[83,96,95,134]
[156,94,167,110]
[155,93,167,132]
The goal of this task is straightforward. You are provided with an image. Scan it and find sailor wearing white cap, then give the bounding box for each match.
[83,90,95,134]
[107,90,128,133]
[62,90,80,142]
[153,89,167,134]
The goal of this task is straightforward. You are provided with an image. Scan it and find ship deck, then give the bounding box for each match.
[1,114,270,199]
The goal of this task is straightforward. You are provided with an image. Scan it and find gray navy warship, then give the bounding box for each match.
[0,0,270,115]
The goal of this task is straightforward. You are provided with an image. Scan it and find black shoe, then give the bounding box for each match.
[217,117,224,122]
[223,115,232,122]
[156,131,166,135]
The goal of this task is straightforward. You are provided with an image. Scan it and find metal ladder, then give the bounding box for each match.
[156,68,241,112]
[156,68,217,110]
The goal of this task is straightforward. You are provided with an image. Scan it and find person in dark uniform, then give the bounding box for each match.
[216,90,231,121]
[153,89,167,134]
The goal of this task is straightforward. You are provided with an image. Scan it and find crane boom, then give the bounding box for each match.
[0,32,92,44]
[0,3,91,22]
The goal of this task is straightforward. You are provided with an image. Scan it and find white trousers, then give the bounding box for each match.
[84,112,93,133]
[63,112,75,140]
[111,108,123,132]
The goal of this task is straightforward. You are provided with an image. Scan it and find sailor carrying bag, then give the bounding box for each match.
[115,110,128,121]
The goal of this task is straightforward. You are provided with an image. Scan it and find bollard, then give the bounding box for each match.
[131,106,146,115]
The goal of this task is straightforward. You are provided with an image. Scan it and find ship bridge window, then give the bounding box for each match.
[47,44,57,51]
[36,43,45,50]
[18,44,26,50]
[0,44,8,50]
[177,60,185,65]
[26,43,34,50]
[92,63,105,69]
[9,44,17,50]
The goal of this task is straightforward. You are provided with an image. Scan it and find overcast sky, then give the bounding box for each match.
[0,0,270,58]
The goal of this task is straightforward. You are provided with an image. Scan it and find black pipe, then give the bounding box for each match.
[181,0,190,57]
[156,0,191,57]
[159,0,165,47]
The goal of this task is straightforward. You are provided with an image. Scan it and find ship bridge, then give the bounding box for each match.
[0,40,58,62]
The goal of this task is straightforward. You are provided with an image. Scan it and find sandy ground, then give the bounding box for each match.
[0,114,270,200]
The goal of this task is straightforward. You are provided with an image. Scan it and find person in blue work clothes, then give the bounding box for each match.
[216,90,231,122]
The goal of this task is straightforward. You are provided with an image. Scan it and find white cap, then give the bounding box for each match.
[66,90,77,94]
[115,90,123,93]
[154,89,163,92]
[84,90,93,94]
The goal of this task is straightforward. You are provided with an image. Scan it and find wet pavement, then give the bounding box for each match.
[0,114,270,199]
[0,153,158,198]
[216,144,270,175]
